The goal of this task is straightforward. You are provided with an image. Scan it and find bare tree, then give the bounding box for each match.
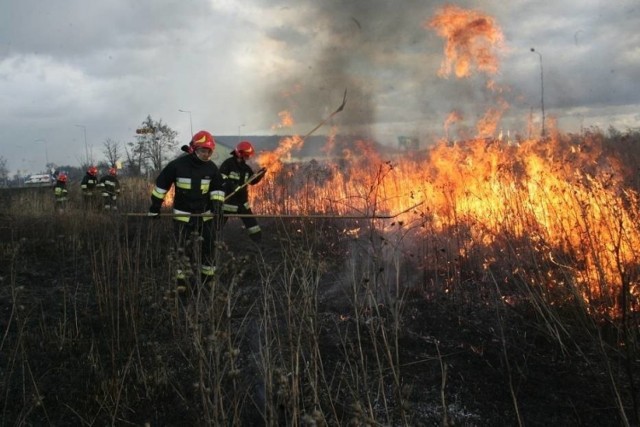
[133,115,179,173]
[102,138,122,168]
[125,141,146,177]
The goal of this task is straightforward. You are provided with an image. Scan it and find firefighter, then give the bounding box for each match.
[148,130,225,284]
[98,167,121,210]
[53,173,69,213]
[81,166,100,210]
[219,140,267,243]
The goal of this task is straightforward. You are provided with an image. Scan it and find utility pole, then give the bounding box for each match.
[530,48,545,138]
[178,109,193,137]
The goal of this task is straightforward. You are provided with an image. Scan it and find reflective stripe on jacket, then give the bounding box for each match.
[150,153,225,219]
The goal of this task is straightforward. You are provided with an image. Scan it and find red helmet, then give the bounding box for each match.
[108,167,117,176]
[190,130,215,152]
[235,140,254,158]
[57,173,68,183]
[88,166,98,176]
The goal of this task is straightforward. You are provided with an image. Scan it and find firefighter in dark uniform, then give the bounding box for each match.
[81,166,99,210]
[98,167,121,210]
[53,173,69,213]
[219,140,266,243]
[148,130,225,283]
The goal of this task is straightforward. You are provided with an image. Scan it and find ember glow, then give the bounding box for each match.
[247,5,639,317]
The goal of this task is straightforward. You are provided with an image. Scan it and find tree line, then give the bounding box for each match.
[0,115,182,187]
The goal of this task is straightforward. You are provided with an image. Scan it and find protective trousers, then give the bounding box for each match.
[172,217,217,280]
[223,201,262,243]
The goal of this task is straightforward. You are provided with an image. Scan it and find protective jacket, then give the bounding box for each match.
[150,153,225,222]
[219,154,265,242]
[81,172,98,194]
[99,175,120,196]
[53,181,68,201]
[219,155,264,205]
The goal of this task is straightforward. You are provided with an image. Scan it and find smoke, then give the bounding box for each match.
[253,0,530,146]
[259,0,446,138]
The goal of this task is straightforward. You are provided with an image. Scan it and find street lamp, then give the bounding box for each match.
[530,48,545,138]
[238,123,245,142]
[75,124,90,164]
[33,139,49,169]
[178,109,193,137]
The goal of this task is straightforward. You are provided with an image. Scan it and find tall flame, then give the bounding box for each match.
[427,5,504,78]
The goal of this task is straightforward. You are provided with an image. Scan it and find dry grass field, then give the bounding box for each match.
[1,131,639,426]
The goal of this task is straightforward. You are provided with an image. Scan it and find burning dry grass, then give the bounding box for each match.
[255,130,640,318]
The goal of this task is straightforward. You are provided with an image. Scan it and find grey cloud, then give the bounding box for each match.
[0,0,211,58]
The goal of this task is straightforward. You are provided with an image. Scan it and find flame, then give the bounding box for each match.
[476,98,509,138]
[272,110,295,130]
[260,109,307,174]
[444,110,463,140]
[164,187,175,207]
[252,133,640,316]
[427,5,504,78]
[429,5,509,139]
[257,135,305,175]
[240,6,638,317]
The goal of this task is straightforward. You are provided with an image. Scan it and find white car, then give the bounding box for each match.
[24,174,54,186]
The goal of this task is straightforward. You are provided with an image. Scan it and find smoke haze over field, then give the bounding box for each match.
[1,0,639,174]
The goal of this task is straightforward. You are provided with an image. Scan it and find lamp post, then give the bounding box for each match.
[178,109,193,137]
[75,124,90,164]
[530,48,545,138]
[238,123,245,142]
[33,139,49,169]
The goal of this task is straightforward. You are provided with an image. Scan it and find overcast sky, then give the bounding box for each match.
[1,0,639,175]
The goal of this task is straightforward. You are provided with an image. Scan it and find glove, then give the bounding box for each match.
[148,205,160,219]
